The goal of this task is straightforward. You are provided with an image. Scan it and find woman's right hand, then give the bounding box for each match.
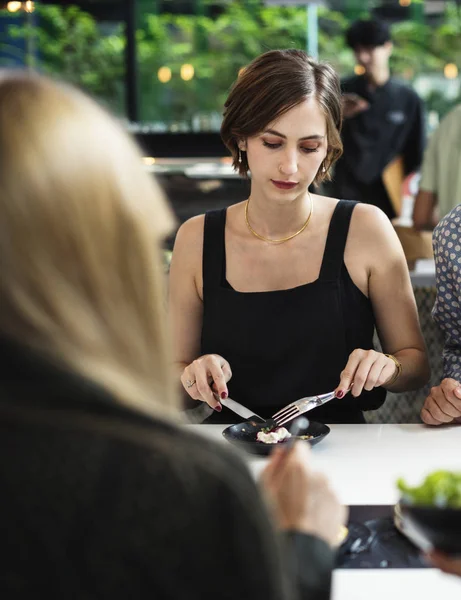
[260,442,347,547]
[181,354,232,411]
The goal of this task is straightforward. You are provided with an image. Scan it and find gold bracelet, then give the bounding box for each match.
[384,354,402,386]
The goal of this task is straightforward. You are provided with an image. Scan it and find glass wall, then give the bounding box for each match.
[135,0,460,132]
[0,1,459,133]
[136,1,352,132]
[0,1,126,116]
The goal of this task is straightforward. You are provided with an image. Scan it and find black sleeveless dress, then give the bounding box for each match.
[200,200,386,424]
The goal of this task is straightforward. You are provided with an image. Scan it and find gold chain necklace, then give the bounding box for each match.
[245,192,313,244]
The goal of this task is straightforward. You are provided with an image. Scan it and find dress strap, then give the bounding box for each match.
[319,200,359,282]
[202,208,227,293]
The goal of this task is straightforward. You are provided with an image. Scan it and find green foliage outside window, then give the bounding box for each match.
[0,1,460,127]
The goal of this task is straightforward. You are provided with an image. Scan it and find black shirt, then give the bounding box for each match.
[200,200,386,425]
[330,75,425,218]
[0,335,334,600]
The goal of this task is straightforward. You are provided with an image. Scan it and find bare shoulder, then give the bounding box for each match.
[223,201,246,233]
[348,203,406,270]
[174,214,205,249]
[314,195,391,237]
[172,214,205,263]
[169,215,206,291]
[313,193,340,212]
[310,194,342,226]
[349,203,399,246]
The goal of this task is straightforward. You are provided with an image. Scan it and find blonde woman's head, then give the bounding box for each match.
[0,70,178,416]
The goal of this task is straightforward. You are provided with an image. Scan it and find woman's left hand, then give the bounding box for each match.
[335,349,398,398]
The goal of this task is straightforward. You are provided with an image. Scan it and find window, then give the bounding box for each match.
[0,1,126,116]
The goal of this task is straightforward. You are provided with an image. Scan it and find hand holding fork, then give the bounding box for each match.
[271,385,353,429]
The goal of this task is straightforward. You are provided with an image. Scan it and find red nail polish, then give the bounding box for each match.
[215,404,222,412]
[336,390,344,399]
[221,392,227,399]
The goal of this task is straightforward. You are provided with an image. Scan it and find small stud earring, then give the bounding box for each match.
[322,164,326,173]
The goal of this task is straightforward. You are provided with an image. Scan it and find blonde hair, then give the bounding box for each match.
[0,71,179,417]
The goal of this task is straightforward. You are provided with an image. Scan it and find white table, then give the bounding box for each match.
[188,424,461,600]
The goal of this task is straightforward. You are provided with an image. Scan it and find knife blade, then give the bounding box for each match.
[220,397,264,422]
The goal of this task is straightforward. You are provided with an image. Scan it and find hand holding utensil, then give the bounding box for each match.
[271,385,353,428]
[260,429,348,546]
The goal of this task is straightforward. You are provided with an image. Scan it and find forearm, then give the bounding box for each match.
[412,190,437,231]
[384,347,430,392]
[431,207,440,230]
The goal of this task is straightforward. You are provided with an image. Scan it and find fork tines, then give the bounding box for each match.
[271,405,301,428]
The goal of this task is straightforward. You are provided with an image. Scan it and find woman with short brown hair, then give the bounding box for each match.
[171,49,429,424]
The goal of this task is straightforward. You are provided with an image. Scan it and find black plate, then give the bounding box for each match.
[222,417,330,456]
[399,503,461,556]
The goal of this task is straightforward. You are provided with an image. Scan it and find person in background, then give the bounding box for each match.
[421,205,461,426]
[0,70,346,600]
[413,103,461,230]
[170,49,429,427]
[327,19,425,219]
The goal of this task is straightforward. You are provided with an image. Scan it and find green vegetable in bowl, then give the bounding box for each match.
[397,471,461,508]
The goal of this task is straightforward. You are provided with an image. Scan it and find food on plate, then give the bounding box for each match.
[257,427,291,444]
[397,471,461,508]
[256,427,314,444]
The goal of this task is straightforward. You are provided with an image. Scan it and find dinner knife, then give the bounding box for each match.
[220,397,264,422]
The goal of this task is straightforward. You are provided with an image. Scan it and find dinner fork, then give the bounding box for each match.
[271,385,352,428]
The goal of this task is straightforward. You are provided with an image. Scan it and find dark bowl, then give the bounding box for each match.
[222,418,330,456]
[399,502,461,556]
